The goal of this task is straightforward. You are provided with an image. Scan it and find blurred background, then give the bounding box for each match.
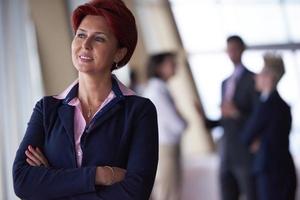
[0,0,299,199]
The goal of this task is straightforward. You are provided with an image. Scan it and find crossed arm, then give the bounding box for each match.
[13,99,158,200]
[25,145,126,186]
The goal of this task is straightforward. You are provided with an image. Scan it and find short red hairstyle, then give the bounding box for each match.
[72,0,137,68]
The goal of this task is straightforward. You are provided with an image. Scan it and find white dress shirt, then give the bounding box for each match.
[143,78,186,145]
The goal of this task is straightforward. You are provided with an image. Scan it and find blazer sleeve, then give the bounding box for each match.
[13,99,98,199]
[96,99,159,200]
[241,102,269,146]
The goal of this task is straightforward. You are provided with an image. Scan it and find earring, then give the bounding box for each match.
[115,62,119,69]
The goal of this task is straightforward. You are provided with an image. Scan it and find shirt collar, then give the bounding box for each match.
[260,91,270,102]
[53,75,135,104]
[234,64,244,73]
[232,64,245,79]
[260,89,277,102]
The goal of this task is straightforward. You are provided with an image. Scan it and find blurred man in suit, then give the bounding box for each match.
[242,53,297,200]
[202,35,259,200]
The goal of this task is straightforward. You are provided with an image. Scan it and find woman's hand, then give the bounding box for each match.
[95,166,126,186]
[250,138,261,154]
[25,145,49,167]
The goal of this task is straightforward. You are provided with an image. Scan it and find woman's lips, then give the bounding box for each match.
[79,55,93,62]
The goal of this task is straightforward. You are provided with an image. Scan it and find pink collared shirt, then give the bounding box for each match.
[54,77,135,166]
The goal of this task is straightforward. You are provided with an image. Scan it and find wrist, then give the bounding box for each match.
[95,166,115,186]
[104,166,115,185]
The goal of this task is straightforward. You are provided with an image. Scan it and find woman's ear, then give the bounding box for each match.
[114,47,128,63]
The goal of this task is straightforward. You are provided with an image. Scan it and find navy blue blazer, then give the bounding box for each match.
[242,90,295,175]
[13,79,159,200]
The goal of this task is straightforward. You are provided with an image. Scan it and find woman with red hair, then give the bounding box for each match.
[13,0,158,199]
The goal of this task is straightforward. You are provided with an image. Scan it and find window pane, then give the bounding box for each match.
[189,53,232,119]
[172,4,226,52]
[220,0,280,3]
[242,50,264,73]
[221,4,288,45]
[290,51,300,155]
[169,0,214,3]
[172,3,291,52]
[277,51,300,105]
[284,4,300,42]
[170,0,300,155]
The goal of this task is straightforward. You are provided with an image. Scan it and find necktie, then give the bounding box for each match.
[224,69,240,101]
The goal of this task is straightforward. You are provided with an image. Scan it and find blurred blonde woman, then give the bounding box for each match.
[242,52,297,200]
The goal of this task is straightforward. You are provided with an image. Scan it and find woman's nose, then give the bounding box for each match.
[82,37,92,50]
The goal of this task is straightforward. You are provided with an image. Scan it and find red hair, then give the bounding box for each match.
[72,0,137,67]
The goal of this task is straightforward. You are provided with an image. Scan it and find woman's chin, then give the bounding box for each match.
[75,64,94,72]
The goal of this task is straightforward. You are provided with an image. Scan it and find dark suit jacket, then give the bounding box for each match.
[242,90,296,175]
[13,78,159,200]
[216,67,259,168]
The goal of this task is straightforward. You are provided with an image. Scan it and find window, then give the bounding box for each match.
[170,0,300,154]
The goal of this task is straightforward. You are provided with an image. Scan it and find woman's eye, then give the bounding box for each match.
[76,33,85,38]
[95,37,105,42]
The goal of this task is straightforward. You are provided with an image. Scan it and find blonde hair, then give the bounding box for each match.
[263,52,285,83]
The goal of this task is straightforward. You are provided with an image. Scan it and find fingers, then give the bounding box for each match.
[250,143,258,153]
[113,167,127,182]
[25,148,42,166]
[250,139,261,153]
[36,147,49,167]
[25,145,49,167]
[26,158,37,166]
[28,146,44,164]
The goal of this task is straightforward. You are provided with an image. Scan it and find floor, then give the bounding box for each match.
[181,154,300,200]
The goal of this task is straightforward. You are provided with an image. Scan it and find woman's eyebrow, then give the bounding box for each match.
[77,28,107,35]
[77,28,86,32]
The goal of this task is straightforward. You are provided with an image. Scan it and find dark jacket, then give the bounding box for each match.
[13,79,159,200]
[242,90,296,175]
[220,68,259,167]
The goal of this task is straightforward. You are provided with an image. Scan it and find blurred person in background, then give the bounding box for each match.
[143,52,187,200]
[12,0,158,199]
[242,52,297,200]
[129,68,145,95]
[200,35,259,200]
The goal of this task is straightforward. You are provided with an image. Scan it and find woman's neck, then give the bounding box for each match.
[78,72,112,107]
[261,86,275,95]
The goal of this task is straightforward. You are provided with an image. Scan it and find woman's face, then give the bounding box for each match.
[71,15,127,75]
[159,57,177,81]
[255,67,273,92]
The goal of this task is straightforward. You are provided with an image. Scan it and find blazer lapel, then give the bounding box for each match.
[58,104,75,144]
[232,68,248,101]
[87,101,123,133]
[87,77,125,133]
